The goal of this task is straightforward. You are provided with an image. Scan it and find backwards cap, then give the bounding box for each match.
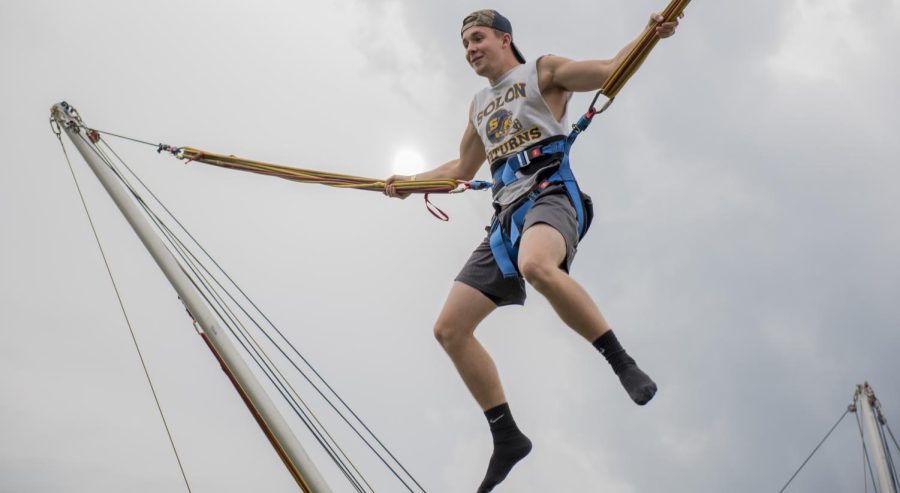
[461,10,526,64]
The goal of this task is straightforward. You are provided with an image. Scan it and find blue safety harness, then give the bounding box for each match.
[484,110,598,278]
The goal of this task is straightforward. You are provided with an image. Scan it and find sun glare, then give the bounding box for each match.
[391,147,427,175]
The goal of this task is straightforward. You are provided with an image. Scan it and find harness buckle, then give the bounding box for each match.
[514,149,531,169]
[513,143,553,171]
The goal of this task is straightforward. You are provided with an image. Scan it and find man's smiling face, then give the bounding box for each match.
[463,26,508,77]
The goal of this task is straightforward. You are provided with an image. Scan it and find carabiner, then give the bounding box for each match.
[49,117,61,137]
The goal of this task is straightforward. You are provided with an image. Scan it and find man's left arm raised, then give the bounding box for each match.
[540,12,681,94]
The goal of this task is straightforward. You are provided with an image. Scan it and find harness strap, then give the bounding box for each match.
[557,155,586,239]
[489,219,517,279]
[489,175,586,279]
[492,139,568,186]
[487,111,596,278]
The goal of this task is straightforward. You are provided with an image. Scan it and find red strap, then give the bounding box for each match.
[183,152,204,164]
[424,194,450,222]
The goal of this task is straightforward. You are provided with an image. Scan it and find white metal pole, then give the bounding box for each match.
[856,383,896,493]
[51,102,332,493]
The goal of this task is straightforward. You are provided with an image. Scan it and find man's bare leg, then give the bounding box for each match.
[433,281,504,409]
[518,223,657,405]
[433,282,531,493]
[517,224,610,340]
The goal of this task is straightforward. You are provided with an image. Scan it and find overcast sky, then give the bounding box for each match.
[2,0,899,492]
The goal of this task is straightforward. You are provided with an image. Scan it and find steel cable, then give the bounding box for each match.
[778,409,850,493]
[54,130,194,493]
[97,137,426,491]
[77,130,423,491]
[87,136,371,492]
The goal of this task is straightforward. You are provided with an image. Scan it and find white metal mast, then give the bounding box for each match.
[51,102,332,493]
[853,382,897,493]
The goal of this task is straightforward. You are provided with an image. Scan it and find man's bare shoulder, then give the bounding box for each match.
[536,55,574,94]
[536,55,575,74]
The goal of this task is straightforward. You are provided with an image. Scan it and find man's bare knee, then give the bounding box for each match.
[519,258,556,292]
[434,319,474,352]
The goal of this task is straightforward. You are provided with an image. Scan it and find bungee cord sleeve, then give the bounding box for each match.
[600,0,691,99]
[177,147,481,195]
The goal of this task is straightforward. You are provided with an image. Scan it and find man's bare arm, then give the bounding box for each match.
[384,107,486,198]
[541,12,680,94]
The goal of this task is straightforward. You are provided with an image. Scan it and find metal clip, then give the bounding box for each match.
[64,102,82,122]
[157,143,182,156]
[49,117,61,137]
[449,182,469,194]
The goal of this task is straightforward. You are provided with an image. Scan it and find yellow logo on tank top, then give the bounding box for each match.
[485,109,523,144]
[475,82,527,127]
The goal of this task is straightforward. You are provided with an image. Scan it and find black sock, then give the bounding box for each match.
[477,403,532,493]
[593,331,657,405]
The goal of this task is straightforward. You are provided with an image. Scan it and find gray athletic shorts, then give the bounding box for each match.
[455,185,584,306]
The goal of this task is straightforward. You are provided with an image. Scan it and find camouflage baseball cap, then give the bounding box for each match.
[461,9,526,64]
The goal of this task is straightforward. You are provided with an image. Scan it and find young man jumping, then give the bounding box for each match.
[385,9,681,492]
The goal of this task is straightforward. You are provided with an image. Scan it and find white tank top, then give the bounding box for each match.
[471,58,568,166]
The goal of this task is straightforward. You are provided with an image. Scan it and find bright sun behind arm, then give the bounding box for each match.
[391,147,427,176]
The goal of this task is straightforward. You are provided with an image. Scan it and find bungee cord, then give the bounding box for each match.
[600,0,691,99]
